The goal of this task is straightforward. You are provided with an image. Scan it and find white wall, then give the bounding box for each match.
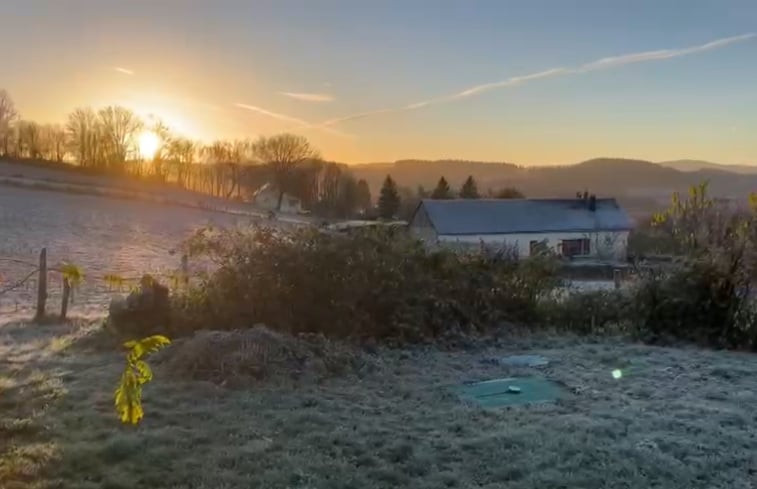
[254,191,302,213]
[437,230,629,261]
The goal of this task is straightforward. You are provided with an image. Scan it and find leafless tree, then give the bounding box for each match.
[166,137,199,188]
[0,90,18,156]
[18,120,41,159]
[67,108,101,168]
[98,106,142,171]
[251,133,319,210]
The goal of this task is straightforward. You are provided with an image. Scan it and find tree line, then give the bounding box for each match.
[376,173,525,219]
[0,89,371,218]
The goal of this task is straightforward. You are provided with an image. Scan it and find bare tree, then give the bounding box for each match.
[0,90,18,156]
[67,108,101,168]
[251,133,319,210]
[201,140,232,196]
[18,120,41,159]
[98,106,142,172]
[166,137,199,188]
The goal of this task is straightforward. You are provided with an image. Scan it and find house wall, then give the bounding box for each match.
[408,206,438,243]
[253,191,302,213]
[437,230,630,261]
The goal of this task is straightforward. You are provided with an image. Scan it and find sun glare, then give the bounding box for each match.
[138,131,161,160]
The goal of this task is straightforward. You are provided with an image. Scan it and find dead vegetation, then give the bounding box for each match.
[159,326,378,386]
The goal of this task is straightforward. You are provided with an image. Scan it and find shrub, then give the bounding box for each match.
[629,183,757,349]
[172,226,560,343]
[541,289,630,334]
[630,259,757,349]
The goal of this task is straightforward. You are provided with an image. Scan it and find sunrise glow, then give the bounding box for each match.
[138,131,161,160]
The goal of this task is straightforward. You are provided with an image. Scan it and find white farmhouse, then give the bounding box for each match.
[409,197,633,261]
[251,183,304,214]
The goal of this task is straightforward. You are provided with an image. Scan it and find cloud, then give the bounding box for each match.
[577,33,756,72]
[320,33,755,127]
[113,66,134,76]
[319,68,567,126]
[279,92,335,103]
[234,102,350,137]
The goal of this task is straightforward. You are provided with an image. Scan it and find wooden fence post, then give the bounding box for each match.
[181,254,189,287]
[35,248,47,321]
[60,277,70,320]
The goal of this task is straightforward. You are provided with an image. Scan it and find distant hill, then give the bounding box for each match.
[350,157,757,219]
[351,159,520,194]
[659,159,757,175]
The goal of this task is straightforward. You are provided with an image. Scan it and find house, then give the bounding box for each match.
[409,197,633,261]
[251,183,303,214]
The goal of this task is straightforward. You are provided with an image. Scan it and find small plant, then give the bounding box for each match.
[114,335,171,425]
[104,273,128,290]
[60,262,84,288]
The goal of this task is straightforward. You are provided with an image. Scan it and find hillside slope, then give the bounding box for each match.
[351,157,757,217]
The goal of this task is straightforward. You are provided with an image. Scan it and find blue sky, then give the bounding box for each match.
[0,0,755,164]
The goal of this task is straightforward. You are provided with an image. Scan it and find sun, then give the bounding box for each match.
[138,131,161,160]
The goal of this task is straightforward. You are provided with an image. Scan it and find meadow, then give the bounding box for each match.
[3,319,757,488]
[2,182,757,488]
[0,185,256,319]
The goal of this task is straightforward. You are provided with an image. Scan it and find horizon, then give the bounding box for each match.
[1,1,756,165]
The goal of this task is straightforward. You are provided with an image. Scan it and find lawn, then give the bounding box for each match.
[2,319,757,488]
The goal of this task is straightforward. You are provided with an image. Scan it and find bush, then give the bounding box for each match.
[629,182,757,349]
[630,258,757,349]
[541,289,630,334]
[171,226,560,343]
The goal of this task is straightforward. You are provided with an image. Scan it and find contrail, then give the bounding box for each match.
[113,67,134,76]
[234,103,350,137]
[319,33,755,127]
[319,68,566,126]
[279,92,335,103]
[577,32,756,72]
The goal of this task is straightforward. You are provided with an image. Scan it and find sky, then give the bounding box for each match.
[0,0,755,165]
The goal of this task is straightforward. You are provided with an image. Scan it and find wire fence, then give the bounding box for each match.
[0,248,201,320]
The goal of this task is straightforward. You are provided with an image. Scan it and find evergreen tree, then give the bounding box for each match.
[459,175,480,199]
[430,176,453,199]
[378,175,400,219]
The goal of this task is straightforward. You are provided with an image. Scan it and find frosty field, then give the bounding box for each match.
[0,185,262,318]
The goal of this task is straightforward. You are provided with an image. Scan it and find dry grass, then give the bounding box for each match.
[3,319,757,488]
[158,327,377,386]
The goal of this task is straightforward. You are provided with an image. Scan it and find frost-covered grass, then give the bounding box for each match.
[3,319,757,488]
[0,185,288,318]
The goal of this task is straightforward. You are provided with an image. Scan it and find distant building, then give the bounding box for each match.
[323,220,408,235]
[409,197,633,261]
[251,183,303,214]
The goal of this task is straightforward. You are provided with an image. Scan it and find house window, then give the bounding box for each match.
[529,239,548,256]
[561,238,590,257]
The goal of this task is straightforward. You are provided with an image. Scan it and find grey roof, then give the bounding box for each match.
[416,198,633,235]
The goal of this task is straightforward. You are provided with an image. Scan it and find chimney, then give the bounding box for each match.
[588,194,597,212]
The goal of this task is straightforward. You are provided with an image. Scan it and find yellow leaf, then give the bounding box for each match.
[137,335,171,355]
[134,360,153,384]
[115,334,171,425]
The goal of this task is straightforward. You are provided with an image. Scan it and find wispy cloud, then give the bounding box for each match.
[279,92,335,103]
[320,68,567,126]
[112,66,134,76]
[320,33,755,127]
[577,33,756,72]
[234,102,350,137]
